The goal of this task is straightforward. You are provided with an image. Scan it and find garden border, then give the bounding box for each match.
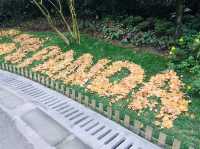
[0,62,196,149]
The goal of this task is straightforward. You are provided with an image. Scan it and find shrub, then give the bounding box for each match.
[154,19,175,36]
[122,16,144,27]
[169,32,200,95]
[136,18,154,31]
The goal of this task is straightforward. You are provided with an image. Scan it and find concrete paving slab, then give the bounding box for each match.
[0,87,24,109]
[21,108,71,146]
[56,136,91,149]
[0,108,34,149]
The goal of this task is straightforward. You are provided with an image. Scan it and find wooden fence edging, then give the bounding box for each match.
[172,139,181,149]
[84,96,89,106]
[55,81,59,91]
[37,73,41,82]
[77,92,82,103]
[5,63,8,70]
[134,120,142,135]
[158,132,167,146]
[124,115,130,128]
[22,68,25,76]
[17,67,20,74]
[14,65,17,73]
[65,87,70,97]
[98,103,104,113]
[145,126,153,141]
[60,84,65,94]
[9,64,12,72]
[114,110,120,122]
[33,72,37,81]
[11,65,15,73]
[41,76,45,85]
[189,146,195,149]
[107,106,112,119]
[25,68,28,77]
[91,100,96,109]
[50,79,54,89]
[1,63,4,69]
[71,89,76,100]
[29,71,33,79]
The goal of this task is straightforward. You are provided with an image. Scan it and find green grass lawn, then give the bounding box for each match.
[0,31,199,148]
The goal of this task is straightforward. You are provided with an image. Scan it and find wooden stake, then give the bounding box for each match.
[134,120,141,134]
[71,89,76,99]
[65,87,70,97]
[172,139,181,149]
[124,115,130,128]
[107,106,112,119]
[99,103,103,113]
[158,132,166,146]
[145,126,153,141]
[91,100,96,109]
[77,92,82,103]
[60,84,65,94]
[114,110,120,122]
[84,96,89,106]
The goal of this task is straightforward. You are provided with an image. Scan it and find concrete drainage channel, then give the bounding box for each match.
[0,70,161,149]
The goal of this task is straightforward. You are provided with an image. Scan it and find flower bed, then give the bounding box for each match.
[0,29,198,149]
[0,30,188,129]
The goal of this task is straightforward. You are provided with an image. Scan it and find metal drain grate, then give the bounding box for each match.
[0,70,160,149]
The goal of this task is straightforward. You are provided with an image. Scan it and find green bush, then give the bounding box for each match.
[169,32,200,95]
[136,18,154,31]
[122,16,144,27]
[101,22,125,40]
[154,19,175,36]
[190,78,200,95]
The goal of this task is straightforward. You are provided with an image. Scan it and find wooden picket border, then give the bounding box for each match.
[0,62,196,149]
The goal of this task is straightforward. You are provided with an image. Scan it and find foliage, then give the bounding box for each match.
[154,19,175,36]
[169,32,200,95]
[101,22,125,40]
[122,16,144,27]
[94,16,176,48]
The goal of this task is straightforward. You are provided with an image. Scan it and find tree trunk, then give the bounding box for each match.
[176,0,184,37]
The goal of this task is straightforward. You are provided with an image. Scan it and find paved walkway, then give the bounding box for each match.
[0,70,161,149]
[0,106,34,149]
[0,86,91,149]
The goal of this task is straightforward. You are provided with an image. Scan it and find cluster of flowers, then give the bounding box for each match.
[0,31,189,128]
[0,43,16,56]
[4,34,43,64]
[0,29,20,37]
[32,49,72,75]
[128,71,188,128]
[0,29,20,56]
[18,46,61,68]
[87,61,144,102]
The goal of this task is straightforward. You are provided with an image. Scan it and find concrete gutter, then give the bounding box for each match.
[0,69,161,149]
